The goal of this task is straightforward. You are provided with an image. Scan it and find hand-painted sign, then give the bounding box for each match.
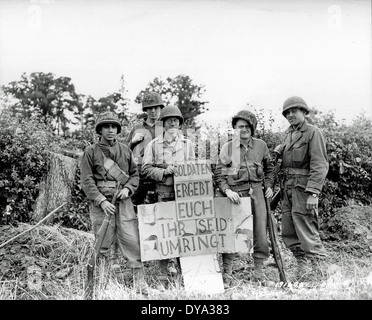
[137,160,253,261]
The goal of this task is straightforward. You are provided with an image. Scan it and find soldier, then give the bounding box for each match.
[125,92,165,210]
[80,111,148,295]
[141,105,195,289]
[214,110,275,287]
[274,96,329,281]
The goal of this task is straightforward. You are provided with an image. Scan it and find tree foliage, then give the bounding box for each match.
[135,75,208,124]
[2,72,81,136]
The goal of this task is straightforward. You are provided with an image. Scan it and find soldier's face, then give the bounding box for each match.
[145,106,162,121]
[100,123,118,141]
[284,107,306,126]
[234,119,252,140]
[164,117,180,134]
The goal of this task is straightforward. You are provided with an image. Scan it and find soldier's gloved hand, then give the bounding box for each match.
[265,187,273,198]
[164,165,176,176]
[132,132,145,144]
[225,189,241,205]
[100,200,116,215]
[274,144,284,155]
[117,187,130,200]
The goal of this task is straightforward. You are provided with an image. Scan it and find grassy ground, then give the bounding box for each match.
[1,206,371,300]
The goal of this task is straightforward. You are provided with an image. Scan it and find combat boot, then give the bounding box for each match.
[133,268,149,296]
[251,258,266,282]
[222,253,236,289]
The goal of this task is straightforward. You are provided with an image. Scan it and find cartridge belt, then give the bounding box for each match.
[282,168,310,179]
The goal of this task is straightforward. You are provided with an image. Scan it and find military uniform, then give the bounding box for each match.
[214,110,275,284]
[80,111,148,294]
[125,120,158,206]
[125,92,165,208]
[280,119,328,258]
[277,96,329,280]
[141,105,195,287]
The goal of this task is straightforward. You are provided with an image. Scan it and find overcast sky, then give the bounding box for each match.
[0,0,370,129]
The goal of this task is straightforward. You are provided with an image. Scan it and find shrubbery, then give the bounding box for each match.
[1,106,371,243]
[0,110,57,224]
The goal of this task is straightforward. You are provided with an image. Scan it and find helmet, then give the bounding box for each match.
[282,96,309,116]
[142,92,165,111]
[159,105,184,125]
[232,110,257,134]
[95,111,121,134]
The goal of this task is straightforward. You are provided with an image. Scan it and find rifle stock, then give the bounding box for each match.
[265,187,287,284]
[84,189,119,300]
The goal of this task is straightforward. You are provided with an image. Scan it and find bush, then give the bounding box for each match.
[0,110,58,224]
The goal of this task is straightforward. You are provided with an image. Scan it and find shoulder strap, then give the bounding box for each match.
[98,145,130,185]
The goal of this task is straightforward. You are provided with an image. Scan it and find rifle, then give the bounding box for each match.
[269,152,283,211]
[265,184,287,284]
[270,189,281,211]
[84,185,120,300]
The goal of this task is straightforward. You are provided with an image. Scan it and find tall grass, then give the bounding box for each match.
[0,222,371,300]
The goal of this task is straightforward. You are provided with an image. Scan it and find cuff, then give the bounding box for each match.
[94,194,106,207]
[305,187,320,195]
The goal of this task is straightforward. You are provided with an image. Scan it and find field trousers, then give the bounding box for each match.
[155,185,180,275]
[89,197,143,269]
[226,184,270,260]
[281,178,327,259]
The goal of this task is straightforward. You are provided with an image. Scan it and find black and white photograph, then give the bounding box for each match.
[0,0,371,305]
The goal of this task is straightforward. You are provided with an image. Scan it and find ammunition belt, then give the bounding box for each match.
[229,181,262,192]
[282,168,310,179]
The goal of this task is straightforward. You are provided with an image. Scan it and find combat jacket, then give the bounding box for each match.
[80,140,139,206]
[124,120,160,165]
[141,131,195,187]
[214,137,275,193]
[281,120,329,194]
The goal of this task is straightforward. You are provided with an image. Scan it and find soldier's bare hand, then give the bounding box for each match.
[132,133,145,144]
[274,144,284,155]
[101,200,116,215]
[225,189,241,205]
[164,165,176,176]
[306,195,318,211]
[265,187,273,198]
[117,187,130,200]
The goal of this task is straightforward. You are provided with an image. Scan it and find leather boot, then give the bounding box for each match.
[222,253,236,289]
[133,268,148,295]
[252,257,265,282]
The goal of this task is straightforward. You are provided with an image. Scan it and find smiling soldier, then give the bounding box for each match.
[141,105,195,290]
[274,96,329,281]
[214,110,275,287]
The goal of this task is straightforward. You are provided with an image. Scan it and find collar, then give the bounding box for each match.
[286,120,307,133]
[98,138,117,147]
[232,137,253,149]
[144,119,156,127]
[157,131,185,144]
